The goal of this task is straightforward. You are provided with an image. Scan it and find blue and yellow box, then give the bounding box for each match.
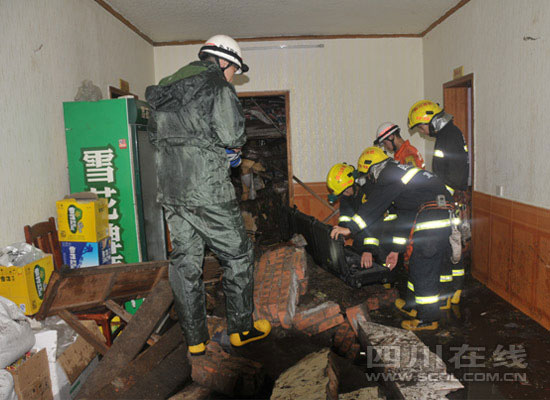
[61,237,111,269]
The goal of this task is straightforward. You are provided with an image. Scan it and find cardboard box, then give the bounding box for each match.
[0,255,54,315]
[57,192,109,242]
[58,320,104,383]
[61,237,111,269]
[10,349,54,400]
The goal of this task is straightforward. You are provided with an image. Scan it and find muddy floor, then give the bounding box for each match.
[370,265,550,399]
[203,252,550,399]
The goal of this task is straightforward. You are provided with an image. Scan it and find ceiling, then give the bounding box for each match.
[99,0,467,45]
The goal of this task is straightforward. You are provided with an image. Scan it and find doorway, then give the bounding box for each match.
[234,91,292,245]
[443,73,474,254]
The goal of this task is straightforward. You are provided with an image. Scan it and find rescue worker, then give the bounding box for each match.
[145,35,270,356]
[326,163,389,268]
[407,100,468,196]
[408,100,468,304]
[374,122,425,168]
[331,147,453,331]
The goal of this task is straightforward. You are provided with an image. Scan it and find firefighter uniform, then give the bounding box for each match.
[348,159,452,323]
[337,180,393,264]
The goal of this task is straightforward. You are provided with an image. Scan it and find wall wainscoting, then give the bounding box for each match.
[472,191,550,330]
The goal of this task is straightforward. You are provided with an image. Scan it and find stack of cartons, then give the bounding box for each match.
[56,192,111,269]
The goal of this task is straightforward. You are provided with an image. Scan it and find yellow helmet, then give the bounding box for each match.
[326,163,355,195]
[407,100,443,129]
[357,147,389,173]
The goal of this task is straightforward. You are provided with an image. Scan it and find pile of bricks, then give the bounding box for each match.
[253,246,308,328]
[363,286,399,311]
[293,301,344,336]
[190,342,265,397]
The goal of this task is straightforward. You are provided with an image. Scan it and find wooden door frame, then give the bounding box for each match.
[237,90,293,205]
[443,73,474,187]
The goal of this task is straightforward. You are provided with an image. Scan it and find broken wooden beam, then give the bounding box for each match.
[104,299,133,323]
[77,279,174,398]
[94,323,187,398]
[58,309,109,356]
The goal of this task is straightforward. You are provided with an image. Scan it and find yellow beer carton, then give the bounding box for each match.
[57,192,109,242]
[0,254,54,315]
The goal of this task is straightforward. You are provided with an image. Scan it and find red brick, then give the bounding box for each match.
[299,279,308,296]
[316,314,345,334]
[191,342,265,397]
[293,302,343,335]
[345,343,361,360]
[345,303,370,336]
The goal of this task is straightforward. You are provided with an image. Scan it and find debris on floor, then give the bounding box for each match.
[190,341,265,397]
[271,348,339,400]
[357,320,463,399]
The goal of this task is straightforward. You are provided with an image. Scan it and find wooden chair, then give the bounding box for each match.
[24,217,63,270]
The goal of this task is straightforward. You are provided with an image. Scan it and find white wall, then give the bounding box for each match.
[0,0,154,245]
[154,38,424,183]
[423,0,550,208]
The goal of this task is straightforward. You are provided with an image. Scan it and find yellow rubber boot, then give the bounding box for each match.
[229,320,271,347]
[394,298,417,318]
[450,290,462,305]
[401,319,439,331]
[440,297,451,310]
[188,340,210,356]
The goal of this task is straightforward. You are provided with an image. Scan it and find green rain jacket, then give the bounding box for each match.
[145,61,246,206]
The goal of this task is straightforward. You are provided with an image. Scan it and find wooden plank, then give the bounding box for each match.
[104,300,133,323]
[120,344,191,399]
[35,261,168,319]
[94,324,187,398]
[77,280,174,398]
[58,310,109,356]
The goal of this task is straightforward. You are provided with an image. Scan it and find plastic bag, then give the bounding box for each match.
[0,242,45,267]
[0,296,36,368]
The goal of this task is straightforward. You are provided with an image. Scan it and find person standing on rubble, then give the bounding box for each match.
[331,147,453,331]
[373,122,425,168]
[408,100,468,305]
[145,35,271,356]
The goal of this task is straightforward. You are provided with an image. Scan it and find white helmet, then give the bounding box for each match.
[373,122,400,145]
[199,34,249,74]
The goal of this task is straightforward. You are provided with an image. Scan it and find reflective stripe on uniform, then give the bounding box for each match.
[364,237,380,246]
[415,295,440,305]
[440,275,453,282]
[446,185,455,195]
[434,149,444,158]
[452,269,465,276]
[407,281,415,292]
[464,145,468,152]
[384,213,398,221]
[452,217,461,225]
[401,168,421,184]
[338,216,352,223]
[414,219,452,232]
[351,214,367,230]
[393,236,407,245]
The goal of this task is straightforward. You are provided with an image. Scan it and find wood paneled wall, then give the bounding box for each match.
[292,182,339,226]
[472,191,550,330]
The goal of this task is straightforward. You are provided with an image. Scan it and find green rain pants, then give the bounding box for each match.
[163,199,255,346]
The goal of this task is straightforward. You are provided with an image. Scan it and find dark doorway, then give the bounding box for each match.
[233,91,292,245]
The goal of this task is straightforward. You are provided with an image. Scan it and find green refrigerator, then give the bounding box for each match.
[63,98,166,263]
